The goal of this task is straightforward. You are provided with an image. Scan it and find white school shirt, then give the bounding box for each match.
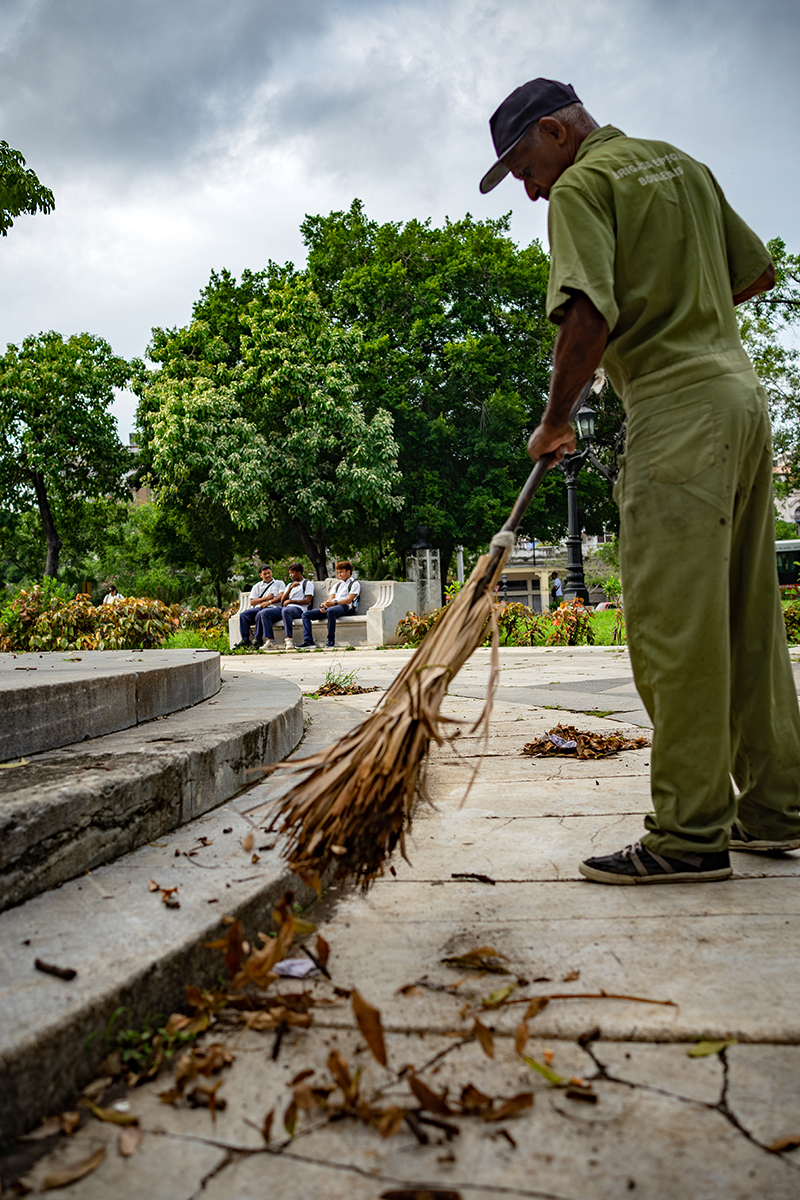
[285,580,314,604]
[250,578,284,601]
[333,577,360,606]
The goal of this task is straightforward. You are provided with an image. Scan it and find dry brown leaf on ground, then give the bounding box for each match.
[148,879,159,892]
[164,1011,210,1038]
[233,910,296,988]
[242,832,254,853]
[243,1006,313,1031]
[262,1108,274,1143]
[522,724,650,760]
[82,1099,139,1126]
[352,990,387,1066]
[482,1092,534,1122]
[409,1077,454,1115]
[187,1081,226,1118]
[515,1020,530,1055]
[315,934,330,967]
[118,1125,143,1156]
[194,1042,235,1075]
[42,1147,106,1190]
[768,1135,800,1152]
[472,1018,494,1059]
[441,946,509,974]
[482,983,517,1009]
[327,1049,358,1103]
[524,996,550,1019]
[21,1111,78,1141]
[160,886,180,909]
[459,1083,494,1113]
[381,1192,462,1200]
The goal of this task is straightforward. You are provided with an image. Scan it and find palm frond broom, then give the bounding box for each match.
[268,374,605,892]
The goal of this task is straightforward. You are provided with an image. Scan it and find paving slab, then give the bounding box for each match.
[0,649,221,760]
[6,1028,799,1200]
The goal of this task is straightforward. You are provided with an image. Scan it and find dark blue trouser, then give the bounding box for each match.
[238,607,262,642]
[255,604,309,639]
[254,605,287,640]
[302,604,352,645]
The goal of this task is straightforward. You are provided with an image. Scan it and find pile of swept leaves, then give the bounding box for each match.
[311,682,382,697]
[522,724,650,759]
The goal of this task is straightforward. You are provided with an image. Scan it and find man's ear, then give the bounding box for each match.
[538,116,566,143]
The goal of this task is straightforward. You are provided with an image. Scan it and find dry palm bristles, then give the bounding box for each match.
[266,543,511,892]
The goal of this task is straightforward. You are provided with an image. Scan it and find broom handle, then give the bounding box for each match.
[501,374,598,535]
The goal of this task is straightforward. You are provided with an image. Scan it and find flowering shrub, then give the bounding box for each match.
[546,598,596,647]
[0,587,180,652]
[394,607,445,648]
[0,580,74,652]
[494,602,544,647]
[784,602,800,645]
[396,596,596,649]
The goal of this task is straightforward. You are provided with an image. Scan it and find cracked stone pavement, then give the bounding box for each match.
[4,645,800,1199]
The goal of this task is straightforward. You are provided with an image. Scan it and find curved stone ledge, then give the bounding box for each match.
[0,649,223,761]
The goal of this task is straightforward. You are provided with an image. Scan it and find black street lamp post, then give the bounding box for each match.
[560,402,614,604]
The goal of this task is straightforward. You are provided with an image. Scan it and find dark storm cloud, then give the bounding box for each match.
[0,0,351,172]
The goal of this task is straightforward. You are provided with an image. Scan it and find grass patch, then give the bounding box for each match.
[163,628,230,654]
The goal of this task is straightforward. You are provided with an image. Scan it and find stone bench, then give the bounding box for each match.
[228,578,417,649]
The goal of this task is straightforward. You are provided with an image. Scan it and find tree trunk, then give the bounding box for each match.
[31,470,62,577]
[215,579,223,608]
[290,517,329,580]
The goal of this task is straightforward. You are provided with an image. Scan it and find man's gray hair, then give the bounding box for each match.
[520,102,598,149]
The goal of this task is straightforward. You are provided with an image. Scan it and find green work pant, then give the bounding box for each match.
[616,363,800,856]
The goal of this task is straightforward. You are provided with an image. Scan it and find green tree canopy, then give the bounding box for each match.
[301,200,620,570]
[0,141,55,236]
[136,275,403,579]
[737,237,800,482]
[0,331,130,576]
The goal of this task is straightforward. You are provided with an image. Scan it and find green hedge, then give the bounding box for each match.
[396,598,602,649]
[0,586,236,653]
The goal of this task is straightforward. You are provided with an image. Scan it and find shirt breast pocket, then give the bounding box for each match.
[646,398,716,484]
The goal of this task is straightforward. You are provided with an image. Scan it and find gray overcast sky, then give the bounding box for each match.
[1,0,798,437]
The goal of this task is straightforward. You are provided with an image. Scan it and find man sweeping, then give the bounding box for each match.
[481,78,800,883]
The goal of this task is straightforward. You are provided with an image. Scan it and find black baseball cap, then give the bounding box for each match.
[479,78,581,194]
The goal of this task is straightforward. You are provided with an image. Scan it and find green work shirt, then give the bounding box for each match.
[546,126,771,403]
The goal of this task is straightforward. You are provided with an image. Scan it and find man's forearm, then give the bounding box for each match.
[546,293,608,425]
[528,293,608,462]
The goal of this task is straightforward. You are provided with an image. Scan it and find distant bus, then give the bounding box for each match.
[776,539,800,586]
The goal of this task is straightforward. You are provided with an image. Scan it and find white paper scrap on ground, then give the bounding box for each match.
[548,733,578,750]
[273,958,318,978]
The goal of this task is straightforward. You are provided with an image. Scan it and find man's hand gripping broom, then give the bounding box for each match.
[267,372,605,892]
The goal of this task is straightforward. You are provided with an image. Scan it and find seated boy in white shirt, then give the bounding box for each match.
[235,564,284,647]
[301,561,361,649]
[256,562,315,649]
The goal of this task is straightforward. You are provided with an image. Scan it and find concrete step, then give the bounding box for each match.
[0,649,222,760]
[0,671,303,912]
[0,695,367,1145]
